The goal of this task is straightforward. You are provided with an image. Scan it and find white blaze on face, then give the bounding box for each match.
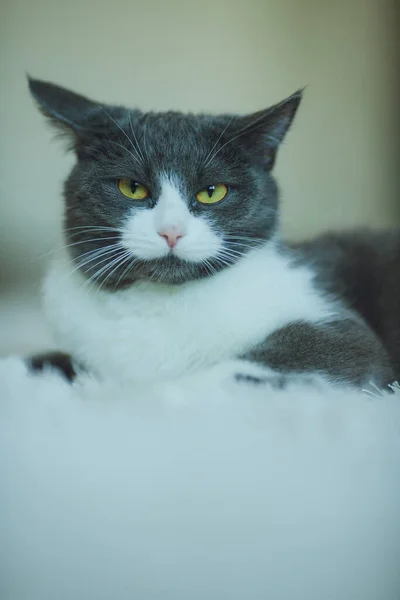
[121,176,222,262]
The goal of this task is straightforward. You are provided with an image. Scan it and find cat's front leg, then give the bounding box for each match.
[240,318,395,389]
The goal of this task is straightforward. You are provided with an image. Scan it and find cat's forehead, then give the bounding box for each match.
[128,110,227,136]
[96,109,235,178]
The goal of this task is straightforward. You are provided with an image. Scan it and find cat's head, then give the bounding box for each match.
[29,78,302,288]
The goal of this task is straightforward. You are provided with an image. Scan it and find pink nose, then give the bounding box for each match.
[158,230,183,249]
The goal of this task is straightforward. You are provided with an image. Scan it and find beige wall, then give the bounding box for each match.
[0,0,399,351]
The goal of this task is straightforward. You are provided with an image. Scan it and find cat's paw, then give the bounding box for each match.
[235,372,286,387]
[228,359,326,390]
[234,370,316,389]
[206,359,279,387]
[27,351,77,382]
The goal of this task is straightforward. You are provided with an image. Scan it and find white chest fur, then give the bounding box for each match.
[43,245,335,382]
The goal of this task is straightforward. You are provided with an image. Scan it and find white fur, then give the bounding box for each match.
[43,241,337,382]
[121,177,222,262]
[1,356,400,599]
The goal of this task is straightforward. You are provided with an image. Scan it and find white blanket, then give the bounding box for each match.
[1,356,399,600]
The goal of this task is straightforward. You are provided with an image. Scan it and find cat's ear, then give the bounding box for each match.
[28,77,97,138]
[237,90,303,169]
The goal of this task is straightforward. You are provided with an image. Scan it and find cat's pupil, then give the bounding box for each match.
[207,185,215,198]
[130,181,138,194]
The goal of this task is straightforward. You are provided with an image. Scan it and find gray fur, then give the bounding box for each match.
[292,230,400,380]
[27,78,400,388]
[241,317,395,388]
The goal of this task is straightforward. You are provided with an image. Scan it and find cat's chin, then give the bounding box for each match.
[80,254,227,289]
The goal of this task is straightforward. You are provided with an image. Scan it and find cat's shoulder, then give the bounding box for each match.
[289,227,400,266]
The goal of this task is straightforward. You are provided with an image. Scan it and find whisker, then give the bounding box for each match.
[106,138,143,166]
[214,256,235,269]
[128,110,146,164]
[142,114,150,164]
[226,240,264,244]
[100,107,144,166]
[80,251,128,291]
[215,251,236,263]
[221,244,247,255]
[72,245,122,274]
[217,251,245,262]
[223,244,262,250]
[149,259,172,284]
[214,248,240,267]
[113,256,141,289]
[78,251,123,287]
[223,245,260,254]
[68,243,121,265]
[224,234,265,242]
[65,226,122,233]
[148,262,162,284]
[60,245,122,284]
[202,258,217,277]
[80,261,118,290]
[96,251,133,293]
[200,260,212,277]
[223,239,265,251]
[32,237,121,262]
[204,111,279,168]
[65,236,120,247]
[202,116,235,169]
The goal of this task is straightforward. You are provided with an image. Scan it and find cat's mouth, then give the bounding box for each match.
[76,250,224,289]
[137,254,215,285]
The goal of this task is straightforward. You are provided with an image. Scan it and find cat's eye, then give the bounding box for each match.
[196,184,228,205]
[117,178,149,200]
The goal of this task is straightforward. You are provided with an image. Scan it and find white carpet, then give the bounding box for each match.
[0,356,400,600]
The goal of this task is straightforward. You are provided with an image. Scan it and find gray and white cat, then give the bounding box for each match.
[28,78,400,389]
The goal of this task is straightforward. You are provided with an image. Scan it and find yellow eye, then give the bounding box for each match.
[117,178,149,200]
[196,184,228,205]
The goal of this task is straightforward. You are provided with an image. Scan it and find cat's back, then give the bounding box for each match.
[292,229,400,377]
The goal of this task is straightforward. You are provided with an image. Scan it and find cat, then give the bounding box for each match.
[27,77,400,389]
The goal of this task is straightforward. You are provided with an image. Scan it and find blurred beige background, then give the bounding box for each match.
[0,0,399,357]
